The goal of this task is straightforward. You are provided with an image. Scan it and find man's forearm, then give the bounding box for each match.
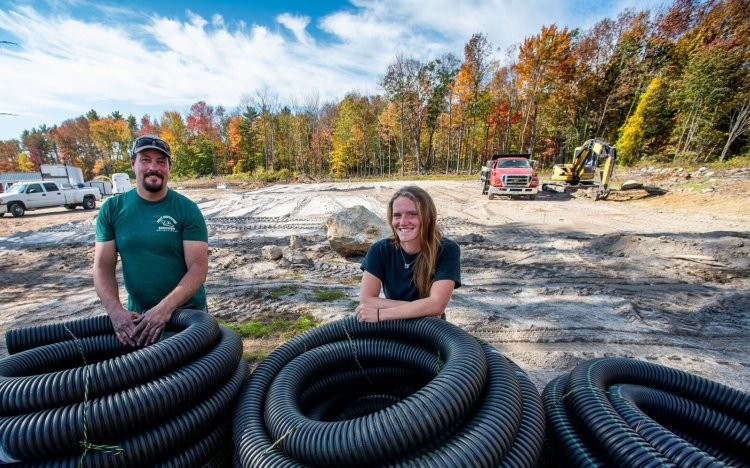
[154,266,206,314]
[93,266,124,314]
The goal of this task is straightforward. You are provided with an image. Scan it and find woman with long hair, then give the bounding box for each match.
[355,185,461,322]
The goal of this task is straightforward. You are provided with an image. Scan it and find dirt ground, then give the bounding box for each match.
[1,167,748,393]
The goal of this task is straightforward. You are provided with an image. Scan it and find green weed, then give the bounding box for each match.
[681,180,712,192]
[243,351,268,363]
[312,289,346,301]
[270,286,298,300]
[221,313,321,339]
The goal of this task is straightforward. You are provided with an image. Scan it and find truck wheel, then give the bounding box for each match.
[82,197,96,210]
[9,203,24,217]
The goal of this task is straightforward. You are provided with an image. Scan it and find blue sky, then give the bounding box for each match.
[0,0,658,140]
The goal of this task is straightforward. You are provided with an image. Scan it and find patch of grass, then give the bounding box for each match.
[274,314,320,335]
[221,313,321,340]
[222,321,270,338]
[682,180,712,192]
[243,351,268,363]
[718,154,750,169]
[312,289,346,301]
[270,286,298,300]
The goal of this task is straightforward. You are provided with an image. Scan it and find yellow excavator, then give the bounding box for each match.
[545,139,617,200]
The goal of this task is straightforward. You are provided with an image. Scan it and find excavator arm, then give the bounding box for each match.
[595,144,617,200]
[549,139,617,200]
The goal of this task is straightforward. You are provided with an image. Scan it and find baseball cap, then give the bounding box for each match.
[131,134,171,159]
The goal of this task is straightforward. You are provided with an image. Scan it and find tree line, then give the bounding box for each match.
[1,0,747,181]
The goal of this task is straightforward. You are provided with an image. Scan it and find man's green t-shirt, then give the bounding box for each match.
[95,188,208,312]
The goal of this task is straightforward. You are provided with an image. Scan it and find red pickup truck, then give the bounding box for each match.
[480,153,540,200]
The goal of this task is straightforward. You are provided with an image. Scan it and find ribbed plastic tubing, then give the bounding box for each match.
[1,309,247,467]
[542,357,750,467]
[233,316,545,467]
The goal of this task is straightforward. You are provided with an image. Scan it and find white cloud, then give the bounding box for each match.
[0,0,657,139]
[277,13,314,46]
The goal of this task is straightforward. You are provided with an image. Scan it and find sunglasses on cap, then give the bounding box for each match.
[131,135,171,158]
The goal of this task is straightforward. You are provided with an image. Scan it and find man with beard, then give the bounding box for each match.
[94,135,208,347]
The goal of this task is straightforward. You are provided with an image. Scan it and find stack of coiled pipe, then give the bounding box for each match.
[0,309,248,467]
[542,357,750,466]
[233,316,545,467]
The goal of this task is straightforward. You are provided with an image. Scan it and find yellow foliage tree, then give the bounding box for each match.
[616,77,662,164]
[330,95,362,177]
[159,111,188,154]
[17,153,34,172]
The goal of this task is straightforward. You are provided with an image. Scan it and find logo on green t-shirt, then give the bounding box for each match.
[157,215,178,232]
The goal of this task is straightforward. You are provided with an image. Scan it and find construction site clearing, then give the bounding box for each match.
[0,166,748,393]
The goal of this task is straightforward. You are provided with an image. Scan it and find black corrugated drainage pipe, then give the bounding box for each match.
[542,357,750,467]
[0,309,248,467]
[233,316,545,467]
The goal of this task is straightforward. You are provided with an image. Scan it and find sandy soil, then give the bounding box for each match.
[1,168,748,393]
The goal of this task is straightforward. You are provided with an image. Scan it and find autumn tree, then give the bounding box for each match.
[159,111,188,151]
[515,25,575,158]
[21,127,56,169]
[253,88,280,171]
[16,153,34,172]
[666,0,750,162]
[378,101,401,175]
[617,77,662,164]
[330,94,363,177]
[488,62,522,155]
[455,33,492,172]
[0,139,20,172]
[422,53,460,171]
[89,118,130,175]
[187,101,219,139]
[228,105,263,174]
[402,60,431,173]
[140,115,161,136]
[50,117,100,179]
[301,92,327,175]
[381,54,419,175]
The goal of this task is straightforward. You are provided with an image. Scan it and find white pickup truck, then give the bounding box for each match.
[0,180,102,217]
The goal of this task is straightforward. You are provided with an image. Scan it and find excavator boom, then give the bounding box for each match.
[547,139,617,200]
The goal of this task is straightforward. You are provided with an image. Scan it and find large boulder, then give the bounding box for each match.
[282,248,312,267]
[261,245,283,260]
[325,205,391,257]
[620,180,644,190]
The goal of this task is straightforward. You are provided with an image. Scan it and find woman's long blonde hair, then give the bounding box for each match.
[387,186,442,298]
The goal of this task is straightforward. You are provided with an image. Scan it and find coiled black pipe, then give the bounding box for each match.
[0,309,248,466]
[233,316,545,467]
[542,357,750,467]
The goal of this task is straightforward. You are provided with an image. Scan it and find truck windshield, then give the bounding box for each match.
[497,159,531,168]
[6,184,26,194]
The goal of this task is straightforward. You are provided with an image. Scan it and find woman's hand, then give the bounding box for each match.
[355,303,381,323]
